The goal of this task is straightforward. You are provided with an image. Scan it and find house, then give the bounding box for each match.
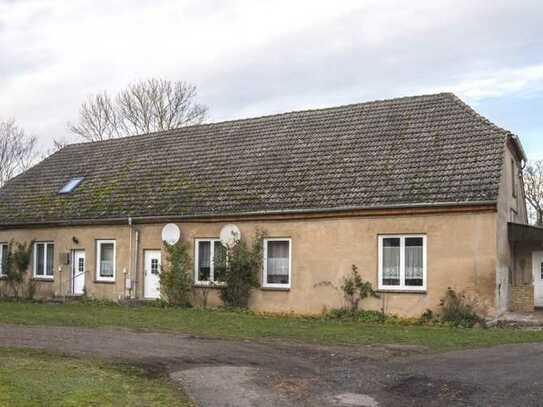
[0,92,536,317]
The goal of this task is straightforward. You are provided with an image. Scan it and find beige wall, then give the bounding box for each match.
[0,209,498,317]
[0,225,132,300]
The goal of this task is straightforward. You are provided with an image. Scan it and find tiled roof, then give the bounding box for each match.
[0,93,512,226]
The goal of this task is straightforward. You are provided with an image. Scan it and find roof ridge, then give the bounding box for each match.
[65,92,456,148]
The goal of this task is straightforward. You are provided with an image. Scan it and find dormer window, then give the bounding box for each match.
[59,177,84,194]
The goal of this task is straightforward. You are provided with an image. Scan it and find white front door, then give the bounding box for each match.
[144,250,161,299]
[73,250,85,295]
[533,251,543,307]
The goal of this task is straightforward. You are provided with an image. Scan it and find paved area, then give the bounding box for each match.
[0,324,542,406]
[499,310,543,327]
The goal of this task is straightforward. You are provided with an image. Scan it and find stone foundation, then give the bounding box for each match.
[510,285,535,313]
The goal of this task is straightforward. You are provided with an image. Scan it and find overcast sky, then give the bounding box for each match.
[1,0,542,158]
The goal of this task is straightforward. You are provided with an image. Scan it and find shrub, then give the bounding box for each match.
[327,308,386,323]
[418,309,435,325]
[3,241,34,299]
[198,280,217,309]
[341,264,379,312]
[159,241,193,307]
[25,279,37,301]
[439,288,484,328]
[219,232,263,309]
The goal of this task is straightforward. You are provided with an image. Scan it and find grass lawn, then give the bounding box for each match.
[0,347,191,406]
[0,301,542,352]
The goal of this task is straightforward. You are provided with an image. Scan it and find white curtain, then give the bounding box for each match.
[100,243,114,277]
[198,242,210,269]
[37,243,45,276]
[383,246,400,281]
[198,241,211,281]
[267,241,289,283]
[405,245,423,280]
[46,244,54,276]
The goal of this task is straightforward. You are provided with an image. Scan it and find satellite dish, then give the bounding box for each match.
[162,223,181,245]
[220,224,241,248]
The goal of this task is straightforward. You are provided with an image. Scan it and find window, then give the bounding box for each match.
[33,242,54,279]
[59,177,84,194]
[378,235,426,291]
[151,258,159,275]
[194,239,226,285]
[0,243,8,277]
[511,159,517,198]
[263,239,291,288]
[96,240,116,282]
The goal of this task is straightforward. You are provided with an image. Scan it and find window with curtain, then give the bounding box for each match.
[0,243,8,276]
[213,241,226,283]
[382,238,400,285]
[197,240,211,281]
[34,242,54,279]
[263,239,291,288]
[96,240,116,281]
[405,237,424,286]
[379,235,426,290]
[195,239,226,284]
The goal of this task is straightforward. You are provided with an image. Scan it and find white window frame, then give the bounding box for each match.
[0,243,8,277]
[33,242,55,280]
[378,235,427,291]
[263,238,292,289]
[194,239,226,286]
[96,240,116,282]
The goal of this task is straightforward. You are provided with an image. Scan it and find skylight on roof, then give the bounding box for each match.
[59,177,84,194]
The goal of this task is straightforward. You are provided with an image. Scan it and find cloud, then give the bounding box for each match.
[427,64,543,100]
[0,0,542,152]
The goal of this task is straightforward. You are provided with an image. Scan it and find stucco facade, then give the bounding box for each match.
[0,206,499,317]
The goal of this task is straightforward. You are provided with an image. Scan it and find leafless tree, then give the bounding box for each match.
[0,119,37,187]
[41,137,71,160]
[69,79,208,142]
[524,160,543,226]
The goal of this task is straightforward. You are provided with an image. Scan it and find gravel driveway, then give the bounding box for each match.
[0,324,541,406]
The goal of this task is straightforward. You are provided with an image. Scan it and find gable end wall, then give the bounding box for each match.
[496,138,529,315]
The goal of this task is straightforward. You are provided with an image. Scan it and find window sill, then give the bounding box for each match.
[261,286,290,292]
[32,277,54,282]
[94,280,116,284]
[376,289,426,295]
[193,283,224,288]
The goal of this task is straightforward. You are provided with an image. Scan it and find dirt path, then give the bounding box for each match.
[0,324,542,406]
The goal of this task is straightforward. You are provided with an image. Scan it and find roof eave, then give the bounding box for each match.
[510,134,528,162]
[0,200,498,229]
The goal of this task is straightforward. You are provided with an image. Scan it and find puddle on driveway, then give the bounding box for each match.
[387,375,477,403]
